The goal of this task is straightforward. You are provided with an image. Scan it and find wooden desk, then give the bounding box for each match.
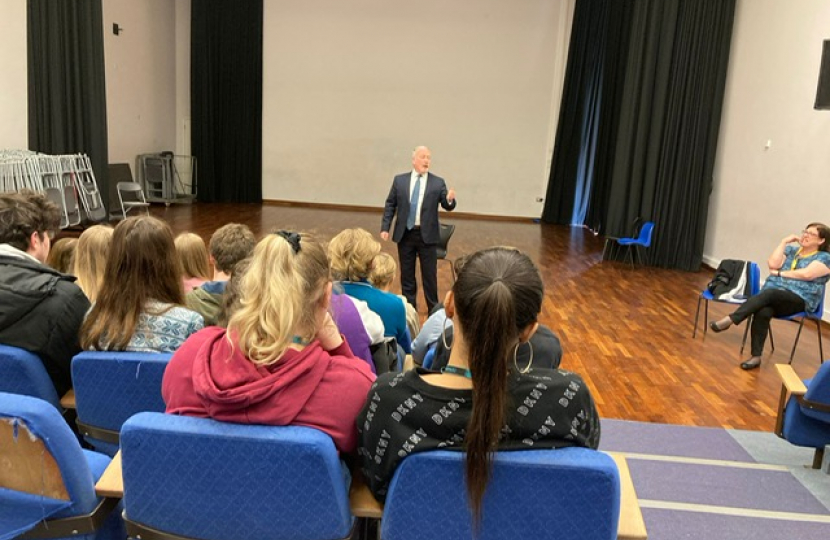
[96,451,646,539]
[60,389,76,409]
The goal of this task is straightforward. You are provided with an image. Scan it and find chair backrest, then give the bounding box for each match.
[71,351,171,456]
[437,223,455,259]
[381,448,620,540]
[0,344,61,409]
[802,360,830,424]
[811,286,825,318]
[0,392,102,539]
[120,412,353,540]
[637,221,655,247]
[748,262,762,296]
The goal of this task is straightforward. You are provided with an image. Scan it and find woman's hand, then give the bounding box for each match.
[782,234,800,245]
[316,311,344,351]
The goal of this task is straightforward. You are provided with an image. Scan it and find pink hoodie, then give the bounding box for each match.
[162,326,376,453]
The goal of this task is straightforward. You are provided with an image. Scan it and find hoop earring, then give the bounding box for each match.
[441,316,454,350]
[513,341,533,374]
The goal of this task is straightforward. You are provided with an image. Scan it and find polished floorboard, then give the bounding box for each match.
[137,201,825,433]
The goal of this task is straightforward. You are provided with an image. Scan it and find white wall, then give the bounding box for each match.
[705,0,830,316]
[262,0,573,217]
[0,0,28,150]
[102,0,177,167]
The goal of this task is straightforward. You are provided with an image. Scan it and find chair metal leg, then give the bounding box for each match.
[816,318,824,365]
[811,447,824,470]
[740,319,751,355]
[769,326,775,353]
[788,318,807,364]
[692,296,708,338]
[625,246,634,269]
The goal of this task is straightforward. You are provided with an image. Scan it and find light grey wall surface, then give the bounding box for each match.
[705,0,830,316]
[102,0,177,167]
[0,0,28,150]
[261,0,574,217]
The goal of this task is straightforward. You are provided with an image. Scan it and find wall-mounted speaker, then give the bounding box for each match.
[815,40,830,110]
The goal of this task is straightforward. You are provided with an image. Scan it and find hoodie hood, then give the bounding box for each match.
[191,327,332,424]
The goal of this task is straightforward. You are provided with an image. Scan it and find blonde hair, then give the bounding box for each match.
[328,228,380,282]
[73,225,113,302]
[175,232,212,280]
[368,251,396,289]
[47,238,77,274]
[228,232,330,366]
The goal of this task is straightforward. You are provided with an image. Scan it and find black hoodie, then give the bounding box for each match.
[0,251,90,396]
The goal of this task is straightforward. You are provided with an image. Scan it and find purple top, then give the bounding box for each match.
[330,292,375,373]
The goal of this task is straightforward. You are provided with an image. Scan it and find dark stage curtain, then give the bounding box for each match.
[544,0,736,271]
[28,0,110,214]
[191,0,263,203]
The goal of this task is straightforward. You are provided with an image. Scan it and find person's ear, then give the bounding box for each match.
[320,282,333,310]
[444,291,455,318]
[519,322,539,343]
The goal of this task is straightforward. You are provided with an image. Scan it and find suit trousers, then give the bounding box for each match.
[398,227,438,313]
[729,288,806,356]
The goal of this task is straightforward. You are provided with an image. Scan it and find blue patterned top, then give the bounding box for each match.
[762,246,830,312]
[92,301,204,353]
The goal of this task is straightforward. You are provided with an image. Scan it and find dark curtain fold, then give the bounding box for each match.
[544,0,736,271]
[27,0,110,214]
[191,0,263,203]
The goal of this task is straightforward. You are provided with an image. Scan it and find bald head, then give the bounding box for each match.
[412,146,431,174]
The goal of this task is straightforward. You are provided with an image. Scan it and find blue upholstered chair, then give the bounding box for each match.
[693,261,761,339]
[0,392,124,540]
[380,448,621,540]
[71,351,171,456]
[0,344,61,410]
[615,221,655,268]
[120,412,353,540]
[775,362,830,469]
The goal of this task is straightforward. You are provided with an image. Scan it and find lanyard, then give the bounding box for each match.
[790,248,818,271]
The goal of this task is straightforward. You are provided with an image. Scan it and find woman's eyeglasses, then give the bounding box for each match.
[802,229,820,238]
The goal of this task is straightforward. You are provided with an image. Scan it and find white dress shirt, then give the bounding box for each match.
[408,170,428,227]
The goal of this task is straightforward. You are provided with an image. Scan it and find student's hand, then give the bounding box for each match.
[316,312,343,351]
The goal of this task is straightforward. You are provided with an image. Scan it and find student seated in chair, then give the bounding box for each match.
[0,190,90,396]
[357,247,600,505]
[163,231,376,453]
[186,223,256,326]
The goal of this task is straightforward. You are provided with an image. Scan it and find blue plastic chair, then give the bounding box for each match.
[120,412,353,540]
[616,221,655,268]
[775,361,830,469]
[71,351,171,456]
[693,261,761,339]
[0,344,62,410]
[381,448,620,540]
[0,392,124,540]
[740,286,826,365]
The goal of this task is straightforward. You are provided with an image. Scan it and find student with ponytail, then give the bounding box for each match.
[163,231,376,453]
[357,247,600,511]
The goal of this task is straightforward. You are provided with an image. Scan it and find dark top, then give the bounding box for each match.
[357,367,600,501]
[0,254,90,395]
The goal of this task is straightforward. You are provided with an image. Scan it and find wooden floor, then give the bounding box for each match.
[136,201,825,433]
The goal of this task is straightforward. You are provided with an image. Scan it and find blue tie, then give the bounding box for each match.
[407,174,422,230]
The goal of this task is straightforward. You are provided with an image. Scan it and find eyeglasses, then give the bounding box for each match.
[802,229,820,238]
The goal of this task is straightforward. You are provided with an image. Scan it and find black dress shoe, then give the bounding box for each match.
[710,321,728,333]
[740,357,762,370]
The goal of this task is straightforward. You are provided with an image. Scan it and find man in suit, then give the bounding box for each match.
[381,146,456,313]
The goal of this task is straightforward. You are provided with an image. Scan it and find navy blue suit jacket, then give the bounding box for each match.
[381,172,456,244]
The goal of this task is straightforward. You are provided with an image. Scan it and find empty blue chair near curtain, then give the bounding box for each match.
[71,351,171,456]
[0,344,61,410]
[0,392,124,540]
[381,448,620,540]
[616,221,655,268]
[775,361,830,469]
[120,412,353,540]
[740,286,826,365]
[693,261,761,339]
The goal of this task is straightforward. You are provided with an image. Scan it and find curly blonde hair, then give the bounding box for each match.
[328,228,380,282]
[228,232,330,365]
[368,251,396,289]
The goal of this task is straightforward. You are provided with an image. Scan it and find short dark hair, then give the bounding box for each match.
[0,190,60,251]
[209,223,256,274]
[806,222,830,253]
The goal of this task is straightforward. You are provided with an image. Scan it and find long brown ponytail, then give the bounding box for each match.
[452,247,544,520]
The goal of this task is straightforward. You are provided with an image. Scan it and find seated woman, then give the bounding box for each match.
[163,231,376,454]
[73,225,113,302]
[175,232,213,292]
[710,223,830,370]
[368,252,420,340]
[357,247,600,505]
[80,216,204,352]
[328,228,412,355]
